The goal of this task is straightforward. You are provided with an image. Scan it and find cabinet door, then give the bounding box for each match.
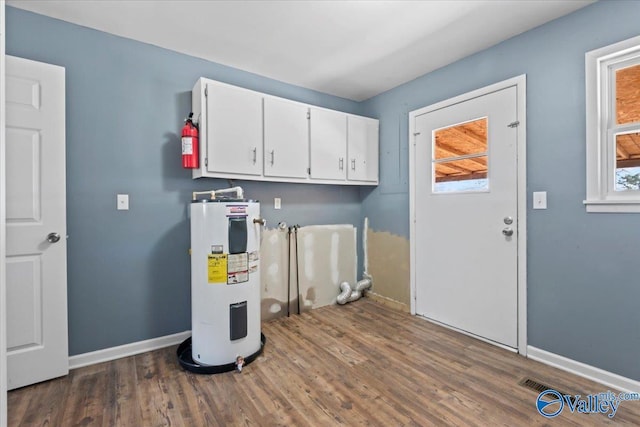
[264,97,309,178]
[347,116,379,182]
[309,108,347,180]
[206,82,262,175]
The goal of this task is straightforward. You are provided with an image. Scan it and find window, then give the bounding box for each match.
[433,118,488,193]
[585,35,640,212]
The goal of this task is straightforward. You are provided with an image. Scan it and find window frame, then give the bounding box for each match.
[585,35,640,212]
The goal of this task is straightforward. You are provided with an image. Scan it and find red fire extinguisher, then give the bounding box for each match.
[181,112,199,169]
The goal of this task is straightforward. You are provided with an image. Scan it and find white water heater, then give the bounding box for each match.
[186,199,263,371]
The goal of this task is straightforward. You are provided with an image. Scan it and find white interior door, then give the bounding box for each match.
[414,86,518,348]
[6,56,68,389]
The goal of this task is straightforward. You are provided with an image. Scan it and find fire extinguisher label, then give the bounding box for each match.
[181,137,193,155]
[207,254,227,284]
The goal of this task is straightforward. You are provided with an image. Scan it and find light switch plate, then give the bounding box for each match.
[274,197,281,210]
[533,191,547,209]
[117,194,129,210]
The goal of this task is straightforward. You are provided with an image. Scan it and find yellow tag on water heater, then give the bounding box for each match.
[207,254,227,284]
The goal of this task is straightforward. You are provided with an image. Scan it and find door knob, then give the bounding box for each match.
[502,227,514,237]
[47,232,61,243]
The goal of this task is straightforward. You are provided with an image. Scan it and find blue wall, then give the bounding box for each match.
[6,6,364,356]
[360,0,640,381]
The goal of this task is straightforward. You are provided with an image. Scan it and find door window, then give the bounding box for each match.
[433,117,488,193]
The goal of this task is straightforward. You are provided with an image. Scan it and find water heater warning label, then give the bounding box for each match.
[207,254,227,283]
[248,251,259,274]
[226,205,247,216]
[227,253,249,284]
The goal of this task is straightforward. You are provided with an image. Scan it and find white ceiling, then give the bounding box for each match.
[7,0,594,101]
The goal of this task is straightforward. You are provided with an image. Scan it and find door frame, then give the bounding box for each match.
[1,0,8,424]
[408,75,528,355]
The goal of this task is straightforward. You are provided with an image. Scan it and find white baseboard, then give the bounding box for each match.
[527,346,640,393]
[69,331,191,370]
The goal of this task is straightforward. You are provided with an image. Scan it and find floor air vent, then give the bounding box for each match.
[519,378,576,404]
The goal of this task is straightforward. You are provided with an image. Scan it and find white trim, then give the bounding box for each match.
[68,331,191,370]
[584,199,640,213]
[527,346,640,393]
[409,110,417,316]
[515,76,528,356]
[408,75,527,355]
[585,34,640,213]
[1,1,8,425]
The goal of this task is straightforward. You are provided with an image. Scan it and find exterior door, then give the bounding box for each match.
[413,86,518,348]
[6,56,68,389]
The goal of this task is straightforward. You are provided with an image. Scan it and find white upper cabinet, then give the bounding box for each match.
[309,107,347,181]
[263,97,309,179]
[347,115,379,182]
[192,78,378,185]
[196,80,263,176]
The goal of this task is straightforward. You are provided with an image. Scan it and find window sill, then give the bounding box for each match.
[584,199,640,213]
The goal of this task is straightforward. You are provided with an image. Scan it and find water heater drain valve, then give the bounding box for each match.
[235,355,245,373]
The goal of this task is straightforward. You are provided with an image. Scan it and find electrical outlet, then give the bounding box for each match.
[274,197,281,210]
[117,194,129,210]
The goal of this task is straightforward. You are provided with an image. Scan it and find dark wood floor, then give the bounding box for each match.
[8,299,640,426]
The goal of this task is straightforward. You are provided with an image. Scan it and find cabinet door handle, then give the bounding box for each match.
[270,150,275,166]
[339,158,344,170]
[252,147,257,164]
[351,159,356,170]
